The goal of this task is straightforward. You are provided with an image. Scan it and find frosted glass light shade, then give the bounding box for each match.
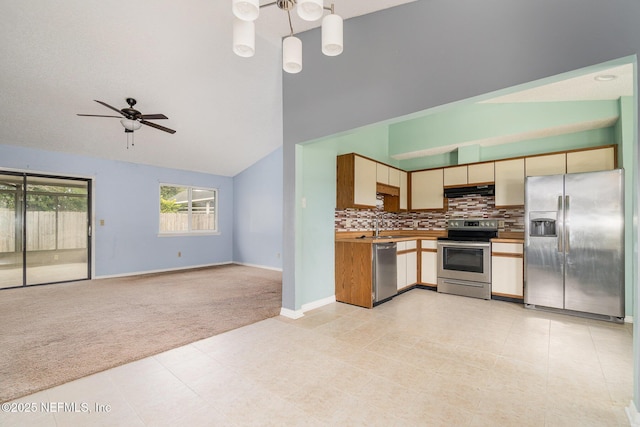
[322,14,343,56]
[232,0,259,21]
[233,18,255,57]
[120,119,142,131]
[297,0,323,21]
[283,36,302,74]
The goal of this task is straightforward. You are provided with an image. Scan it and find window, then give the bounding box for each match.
[159,184,217,234]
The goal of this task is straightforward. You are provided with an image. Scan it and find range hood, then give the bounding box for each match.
[444,184,495,198]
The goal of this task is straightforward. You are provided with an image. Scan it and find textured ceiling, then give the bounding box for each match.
[1,1,632,175]
[0,0,416,177]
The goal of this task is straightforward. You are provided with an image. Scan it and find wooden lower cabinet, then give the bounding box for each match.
[420,239,438,286]
[491,242,524,299]
[335,241,373,308]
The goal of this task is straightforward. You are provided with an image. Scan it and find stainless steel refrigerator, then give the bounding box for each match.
[524,169,624,320]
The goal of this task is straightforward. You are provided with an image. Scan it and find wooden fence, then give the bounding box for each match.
[160,213,215,231]
[0,210,87,253]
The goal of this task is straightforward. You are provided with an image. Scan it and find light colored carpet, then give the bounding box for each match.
[0,264,282,403]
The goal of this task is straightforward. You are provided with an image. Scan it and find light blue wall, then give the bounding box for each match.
[233,146,283,270]
[0,144,234,277]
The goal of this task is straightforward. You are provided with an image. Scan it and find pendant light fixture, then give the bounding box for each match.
[232,0,343,74]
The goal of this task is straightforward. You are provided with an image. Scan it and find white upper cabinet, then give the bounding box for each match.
[353,155,378,207]
[411,169,444,210]
[376,163,390,184]
[443,166,467,186]
[495,158,525,207]
[525,153,566,176]
[566,146,615,173]
[399,171,408,210]
[468,162,494,184]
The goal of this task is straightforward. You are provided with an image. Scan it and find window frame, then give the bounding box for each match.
[158,183,219,236]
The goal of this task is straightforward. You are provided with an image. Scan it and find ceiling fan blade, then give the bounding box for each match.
[94,100,125,116]
[140,120,176,134]
[140,114,168,120]
[77,114,122,118]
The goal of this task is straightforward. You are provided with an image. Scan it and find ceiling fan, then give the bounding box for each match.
[77,98,176,135]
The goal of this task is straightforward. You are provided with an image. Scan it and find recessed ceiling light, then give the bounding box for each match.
[594,74,617,82]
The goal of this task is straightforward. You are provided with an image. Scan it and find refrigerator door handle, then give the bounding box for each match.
[565,195,570,253]
[557,195,563,253]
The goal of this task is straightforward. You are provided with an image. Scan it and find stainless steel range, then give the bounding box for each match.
[437,218,498,300]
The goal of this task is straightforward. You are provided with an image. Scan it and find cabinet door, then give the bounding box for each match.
[491,243,523,298]
[443,166,467,186]
[388,168,401,187]
[420,240,438,285]
[566,147,615,173]
[421,251,438,285]
[526,153,566,176]
[468,162,494,184]
[399,171,408,210]
[495,159,525,207]
[406,251,417,286]
[354,156,378,207]
[397,253,407,290]
[410,169,444,210]
[376,163,390,185]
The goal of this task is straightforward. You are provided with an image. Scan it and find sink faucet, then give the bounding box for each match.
[374,214,385,237]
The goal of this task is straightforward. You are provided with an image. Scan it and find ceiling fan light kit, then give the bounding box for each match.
[77,98,175,148]
[232,0,343,73]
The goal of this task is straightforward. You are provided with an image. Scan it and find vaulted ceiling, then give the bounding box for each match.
[0,1,416,177]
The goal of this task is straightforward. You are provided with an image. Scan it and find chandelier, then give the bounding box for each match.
[232,0,343,74]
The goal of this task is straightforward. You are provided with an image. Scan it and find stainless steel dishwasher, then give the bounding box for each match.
[372,241,398,305]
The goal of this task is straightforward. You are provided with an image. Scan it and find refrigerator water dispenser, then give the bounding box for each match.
[529,218,556,237]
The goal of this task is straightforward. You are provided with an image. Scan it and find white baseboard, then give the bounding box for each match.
[95,261,233,279]
[280,307,304,319]
[302,295,336,312]
[233,262,282,272]
[280,295,336,320]
[625,315,634,324]
[626,400,640,427]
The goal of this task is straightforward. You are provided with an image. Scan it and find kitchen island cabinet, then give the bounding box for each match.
[491,241,524,300]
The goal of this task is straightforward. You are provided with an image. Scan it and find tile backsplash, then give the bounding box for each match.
[335,194,524,233]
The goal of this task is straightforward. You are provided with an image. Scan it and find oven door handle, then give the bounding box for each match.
[437,241,491,248]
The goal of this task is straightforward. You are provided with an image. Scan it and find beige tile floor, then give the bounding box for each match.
[1,289,634,426]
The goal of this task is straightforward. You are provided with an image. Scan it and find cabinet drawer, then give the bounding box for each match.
[492,242,523,255]
[421,239,437,250]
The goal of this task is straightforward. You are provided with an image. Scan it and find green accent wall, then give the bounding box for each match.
[389,100,619,159]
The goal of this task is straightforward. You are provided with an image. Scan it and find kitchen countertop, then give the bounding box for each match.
[335,230,446,243]
[336,231,525,244]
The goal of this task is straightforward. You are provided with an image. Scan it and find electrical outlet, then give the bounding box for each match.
[99,219,105,226]
[345,219,352,229]
[498,220,505,228]
[413,220,419,228]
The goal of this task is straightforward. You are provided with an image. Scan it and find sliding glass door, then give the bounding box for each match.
[0,173,91,289]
